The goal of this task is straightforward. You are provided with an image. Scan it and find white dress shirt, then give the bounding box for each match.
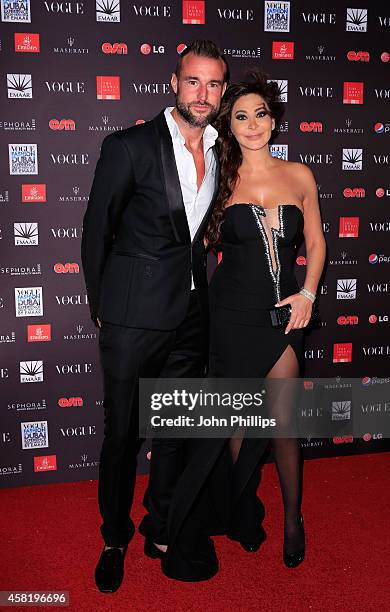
[164,107,218,288]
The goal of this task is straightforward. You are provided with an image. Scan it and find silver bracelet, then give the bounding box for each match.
[300,287,316,303]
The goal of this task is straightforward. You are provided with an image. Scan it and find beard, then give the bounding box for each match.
[176,96,220,128]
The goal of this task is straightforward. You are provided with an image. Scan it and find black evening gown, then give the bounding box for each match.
[164,203,305,566]
[207,203,305,541]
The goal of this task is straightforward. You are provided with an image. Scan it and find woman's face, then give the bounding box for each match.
[229,93,275,151]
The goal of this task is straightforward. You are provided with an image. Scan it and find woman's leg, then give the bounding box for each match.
[266,345,304,556]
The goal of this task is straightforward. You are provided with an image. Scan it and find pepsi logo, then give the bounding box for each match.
[296,255,307,266]
[361,377,371,386]
[135,119,145,125]
[177,43,187,54]
[369,254,378,264]
[375,122,385,133]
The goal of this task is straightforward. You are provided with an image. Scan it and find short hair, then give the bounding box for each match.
[175,40,230,83]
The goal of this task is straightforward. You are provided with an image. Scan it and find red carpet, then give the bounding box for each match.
[1,453,389,611]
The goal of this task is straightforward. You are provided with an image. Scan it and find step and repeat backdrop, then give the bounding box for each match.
[1,0,389,487]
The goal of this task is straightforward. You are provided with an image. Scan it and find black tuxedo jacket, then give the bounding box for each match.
[81,111,218,330]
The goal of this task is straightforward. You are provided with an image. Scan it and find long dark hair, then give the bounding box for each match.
[206,70,284,248]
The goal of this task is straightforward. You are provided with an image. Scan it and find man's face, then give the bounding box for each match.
[171,53,227,128]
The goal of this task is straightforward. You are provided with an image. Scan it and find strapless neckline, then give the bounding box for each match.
[226,203,303,217]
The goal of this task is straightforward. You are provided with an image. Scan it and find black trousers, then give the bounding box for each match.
[98,290,206,547]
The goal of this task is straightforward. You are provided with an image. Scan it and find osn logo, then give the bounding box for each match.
[343,187,365,198]
[101,42,128,54]
[53,262,79,273]
[347,50,370,62]
[58,397,84,407]
[299,121,323,133]
[337,315,358,325]
[49,119,76,131]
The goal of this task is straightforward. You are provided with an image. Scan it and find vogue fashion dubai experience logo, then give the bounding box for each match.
[15,287,43,317]
[346,8,367,32]
[1,0,31,22]
[7,74,32,98]
[20,361,44,384]
[8,144,38,175]
[264,1,290,32]
[21,421,48,449]
[96,0,120,22]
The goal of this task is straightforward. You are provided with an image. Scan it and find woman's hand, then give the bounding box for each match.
[275,293,313,335]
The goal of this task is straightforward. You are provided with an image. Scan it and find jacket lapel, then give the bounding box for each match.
[153,111,190,244]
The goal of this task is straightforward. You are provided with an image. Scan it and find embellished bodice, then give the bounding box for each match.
[209,204,304,311]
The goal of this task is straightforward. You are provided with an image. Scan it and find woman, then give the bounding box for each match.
[205,72,326,567]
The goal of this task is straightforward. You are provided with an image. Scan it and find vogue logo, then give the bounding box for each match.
[58,397,83,407]
[183,1,205,24]
[374,89,390,99]
[301,12,336,24]
[55,294,88,305]
[102,42,128,54]
[49,119,76,130]
[45,80,85,93]
[369,222,390,232]
[44,2,84,13]
[51,227,82,238]
[50,153,89,165]
[343,187,365,198]
[374,154,390,166]
[367,283,390,293]
[217,8,254,21]
[54,262,79,273]
[14,33,40,52]
[132,82,170,94]
[299,121,323,133]
[299,86,332,98]
[60,425,96,436]
[299,153,333,164]
[132,4,171,17]
[362,345,390,357]
[347,50,370,61]
[55,363,92,375]
[22,184,46,202]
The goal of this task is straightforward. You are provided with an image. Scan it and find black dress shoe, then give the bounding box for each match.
[229,526,266,553]
[161,536,218,582]
[95,546,126,593]
[283,517,305,569]
[144,538,166,559]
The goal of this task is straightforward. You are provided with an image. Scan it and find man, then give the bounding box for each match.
[81,40,228,590]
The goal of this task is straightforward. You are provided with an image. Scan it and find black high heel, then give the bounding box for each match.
[283,516,305,568]
[144,538,166,559]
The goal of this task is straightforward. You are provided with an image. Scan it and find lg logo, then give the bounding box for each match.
[140,43,165,55]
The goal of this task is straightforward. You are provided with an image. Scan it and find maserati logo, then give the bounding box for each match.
[96,0,121,22]
[337,278,357,299]
[342,148,363,170]
[346,8,367,32]
[7,74,32,98]
[73,186,79,195]
[318,45,324,54]
[67,37,74,47]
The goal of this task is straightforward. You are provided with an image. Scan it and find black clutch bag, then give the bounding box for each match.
[269,303,320,328]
